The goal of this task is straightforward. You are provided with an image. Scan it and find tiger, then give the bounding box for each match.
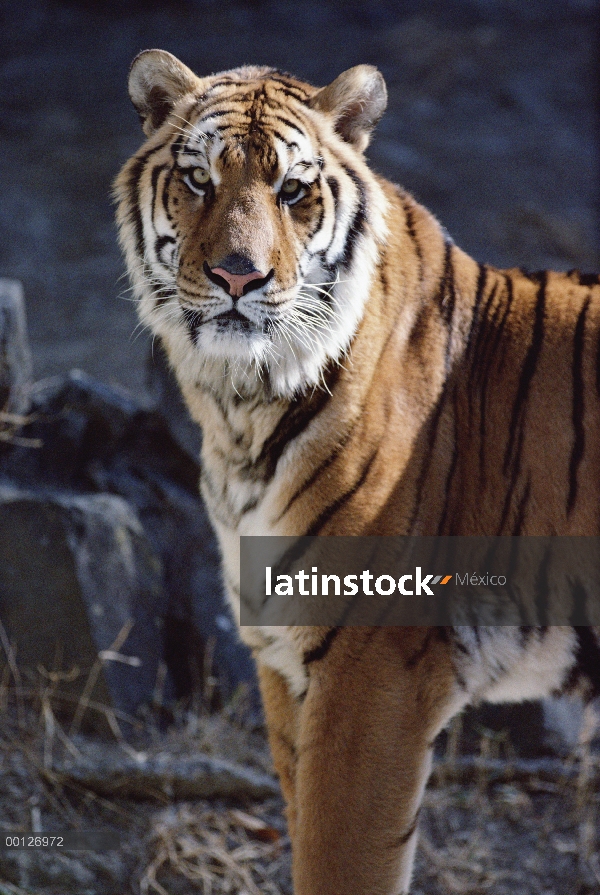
[115,50,600,894]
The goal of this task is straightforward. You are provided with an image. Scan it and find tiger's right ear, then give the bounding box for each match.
[309,65,387,152]
[128,50,202,137]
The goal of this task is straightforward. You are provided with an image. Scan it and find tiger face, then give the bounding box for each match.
[115,51,388,398]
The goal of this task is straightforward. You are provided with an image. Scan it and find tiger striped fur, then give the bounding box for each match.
[115,51,600,894]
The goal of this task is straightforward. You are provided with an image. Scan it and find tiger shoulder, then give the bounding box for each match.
[115,51,600,895]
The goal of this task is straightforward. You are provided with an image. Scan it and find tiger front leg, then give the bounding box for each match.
[292,627,459,895]
[257,662,302,841]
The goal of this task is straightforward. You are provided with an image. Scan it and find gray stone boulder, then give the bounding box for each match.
[0,486,165,729]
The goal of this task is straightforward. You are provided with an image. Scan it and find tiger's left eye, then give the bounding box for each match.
[191,168,211,186]
[280,178,306,203]
[281,178,300,195]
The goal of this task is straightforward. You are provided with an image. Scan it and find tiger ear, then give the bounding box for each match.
[309,65,387,151]
[128,49,202,136]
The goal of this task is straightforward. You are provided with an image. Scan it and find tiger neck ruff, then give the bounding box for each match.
[116,51,600,895]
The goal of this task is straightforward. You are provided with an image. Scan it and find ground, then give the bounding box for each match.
[0,689,598,894]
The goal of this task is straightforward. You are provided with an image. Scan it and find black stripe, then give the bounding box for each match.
[154,234,175,261]
[503,271,547,476]
[493,274,515,357]
[326,174,340,234]
[269,127,299,151]
[303,627,341,664]
[570,584,591,626]
[306,448,379,536]
[401,194,423,283]
[438,240,455,327]
[465,263,488,361]
[169,133,185,161]
[215,123,252,136]
[323,176,341,258]
[464,263,488,445]
[181,307,203,345]
[269,74,310,93]
[206,77,257,92]
[520,626,535,644]
[394,809,421,848]
[511,477,531,536]
[498,448,525,534]
[268,82,312,102]
[471,282,497,386]
[274,729,298,758]
[154,284,177,307]
[436,387,460,534]
[572,627,600,697]
[532,544,552,625]
[406,383,448,533]
[568,296,590,514]
[201,108,237,120]
[472,276,503,386]
[270,113,307,137]
[577,272,600,287]
[339,166,367,268]
[124,140,170,261]
[441,242,457,372]
[473,277,503,479]
[239,496,259,515]
[184,97,235,124]
[379,262,390,311]
[161,166,174,223]
[327,176,340,204]
[252,364,341,482]
[276,421,357,522]
[406,631,436,668]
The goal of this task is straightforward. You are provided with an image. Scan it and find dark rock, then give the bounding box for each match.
[0,279,32,415]
[0,369,258,715]
[453,701,548,758]
[0,486,165,730]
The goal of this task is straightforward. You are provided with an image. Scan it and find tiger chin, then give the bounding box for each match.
[115,50,600,895]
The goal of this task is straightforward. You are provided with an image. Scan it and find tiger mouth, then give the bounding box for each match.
[211,308,253,331]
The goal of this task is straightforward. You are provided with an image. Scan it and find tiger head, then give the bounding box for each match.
[115,51,389,398]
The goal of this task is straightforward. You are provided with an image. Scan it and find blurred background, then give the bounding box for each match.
[0,0,598,396]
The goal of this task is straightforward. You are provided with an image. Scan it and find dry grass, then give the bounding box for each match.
[0,651,598,894]
[141,805,288,895]
[0,406,41,449]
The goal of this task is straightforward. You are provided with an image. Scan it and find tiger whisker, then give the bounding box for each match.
[171,113,208,145]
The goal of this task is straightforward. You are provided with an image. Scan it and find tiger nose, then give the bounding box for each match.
[204,254,268,298]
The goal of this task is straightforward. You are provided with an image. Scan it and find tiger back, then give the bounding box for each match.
[115,50,600,895]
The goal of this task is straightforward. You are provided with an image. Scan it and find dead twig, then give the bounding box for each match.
[0,618,24,726]
[70,618,135,736]
[430,754,600,790]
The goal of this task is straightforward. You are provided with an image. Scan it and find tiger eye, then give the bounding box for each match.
[282,178,300,194]
[191,168,210,186]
